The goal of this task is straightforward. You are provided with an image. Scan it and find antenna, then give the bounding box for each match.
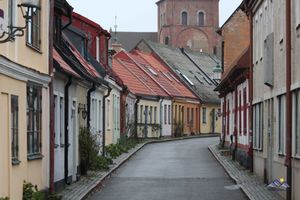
[114,16,118,43]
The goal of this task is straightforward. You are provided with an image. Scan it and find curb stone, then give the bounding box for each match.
[208,145,284,200]
[61,134,219,200]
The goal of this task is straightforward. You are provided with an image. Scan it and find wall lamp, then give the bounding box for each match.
[0,0,40,43]
[78,103,87,120]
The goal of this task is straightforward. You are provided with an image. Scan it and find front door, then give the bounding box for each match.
[211,109,216,133]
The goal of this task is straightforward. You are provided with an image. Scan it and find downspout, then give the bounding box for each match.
[233,87,238,161]
[64,76,72,184]
[134,97,141,139]
[285,0,292,199]
[49,0,54,192]
[159,97,164,137]
[102,87,112,156]
[248,10,254,173]
[222,97,227,147]
[87,83,96,129]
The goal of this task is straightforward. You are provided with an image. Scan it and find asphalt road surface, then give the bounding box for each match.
[88,137,247,200]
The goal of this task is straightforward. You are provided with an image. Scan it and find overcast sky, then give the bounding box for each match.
[67,0,243,32]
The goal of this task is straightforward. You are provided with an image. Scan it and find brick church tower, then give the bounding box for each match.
[157,0,221,55]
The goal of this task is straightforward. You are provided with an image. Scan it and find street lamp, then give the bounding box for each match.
[0,0,40,43]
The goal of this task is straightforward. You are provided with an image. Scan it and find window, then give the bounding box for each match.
[202,107,207,124]
[107,99,110,129]
[59,97,64,144]
[175,105,177,123]
[150,106,153,124]
[243,88,247,135]
[164,36,169,45]
[278,95,286,154]
[168,105,171,124]
[198,11,205,26]
[239,91,242,135]
[27,83,42,157]
[279,0,284,41]
[8,0,16,33]
[191,108,194,124]
[164,105,167,124]
[182,74,194,86]
[154,107,157,124]
[293,90,300,156]
[181,11,188,25]
[27,1,41,49]
[253,103,263,150]
[140,105,143,123]
[296,0,300,27]
[11,95,19,163]
[187,108,190,124]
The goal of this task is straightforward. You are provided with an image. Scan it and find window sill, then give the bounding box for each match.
[293,156,300,160]
[296,24,300,30]
[27,153,44,161]
[278,153,285,157]
[54,144,59,148]
[12,158,21,166]
[26,43,42,54]
[253,148,263,152]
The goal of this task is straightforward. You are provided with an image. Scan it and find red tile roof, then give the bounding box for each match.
[53,48,81,78]
[112,51,168,97]
[131,50,198,99]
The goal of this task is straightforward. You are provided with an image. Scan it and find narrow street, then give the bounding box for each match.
[88,138,247,200]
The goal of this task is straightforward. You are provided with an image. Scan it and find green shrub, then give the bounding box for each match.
[79,127,100,174]
[90,156,112,171]
[47,193,62,200]
[23,181,44,200]
[0,197,9,200]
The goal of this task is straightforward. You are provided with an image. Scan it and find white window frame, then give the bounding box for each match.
[293,90,300,157]
[181,10,188,25]
[295,0,300,28]
[253,103,263,150]
[197,10,205,26]
[277,95,286,155]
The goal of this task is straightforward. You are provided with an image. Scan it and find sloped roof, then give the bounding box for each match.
[53,48,81,78]
[112,51,168,98]
[138,40,220,104]
[131,50,198,100]
[111,32,157,51]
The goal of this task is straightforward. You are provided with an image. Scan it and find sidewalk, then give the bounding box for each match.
[59,134,219,200]
[208,144,284,200]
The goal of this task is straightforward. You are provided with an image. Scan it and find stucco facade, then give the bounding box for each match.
[247,0,300,199]
[0,0,51,199]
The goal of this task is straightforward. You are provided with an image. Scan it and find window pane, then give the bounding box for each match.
[198,12,204,26]
[182,11,188,25]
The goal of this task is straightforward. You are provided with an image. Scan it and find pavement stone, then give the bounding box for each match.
[208,144,285,200]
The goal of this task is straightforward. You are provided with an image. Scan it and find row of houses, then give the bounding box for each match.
[216,0,300,199]
[0,0,221,199]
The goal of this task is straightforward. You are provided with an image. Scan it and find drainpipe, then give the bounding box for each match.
[49,0,54,192]
[102,87,112,157]
[233,87,238,161]
[134,97,141,139]
[248,11,254,173]
[222,97,227,148]
[64,76,72,184]
[87,83,96,129]
[285,0,292,199]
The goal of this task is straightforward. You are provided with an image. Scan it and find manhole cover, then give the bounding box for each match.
[224,185,241,190]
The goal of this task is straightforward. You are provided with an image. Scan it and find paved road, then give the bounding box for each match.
[88,137,247,200]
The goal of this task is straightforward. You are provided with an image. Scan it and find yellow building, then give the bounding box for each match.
[200,104,221,134]
[0,0,51,199]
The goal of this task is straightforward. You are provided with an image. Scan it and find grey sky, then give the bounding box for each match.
[67,0,243,32]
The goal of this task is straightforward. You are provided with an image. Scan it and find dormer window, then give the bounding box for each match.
[181,11,188,25]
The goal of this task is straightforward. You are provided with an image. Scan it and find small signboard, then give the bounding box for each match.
[0,8,7,35]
